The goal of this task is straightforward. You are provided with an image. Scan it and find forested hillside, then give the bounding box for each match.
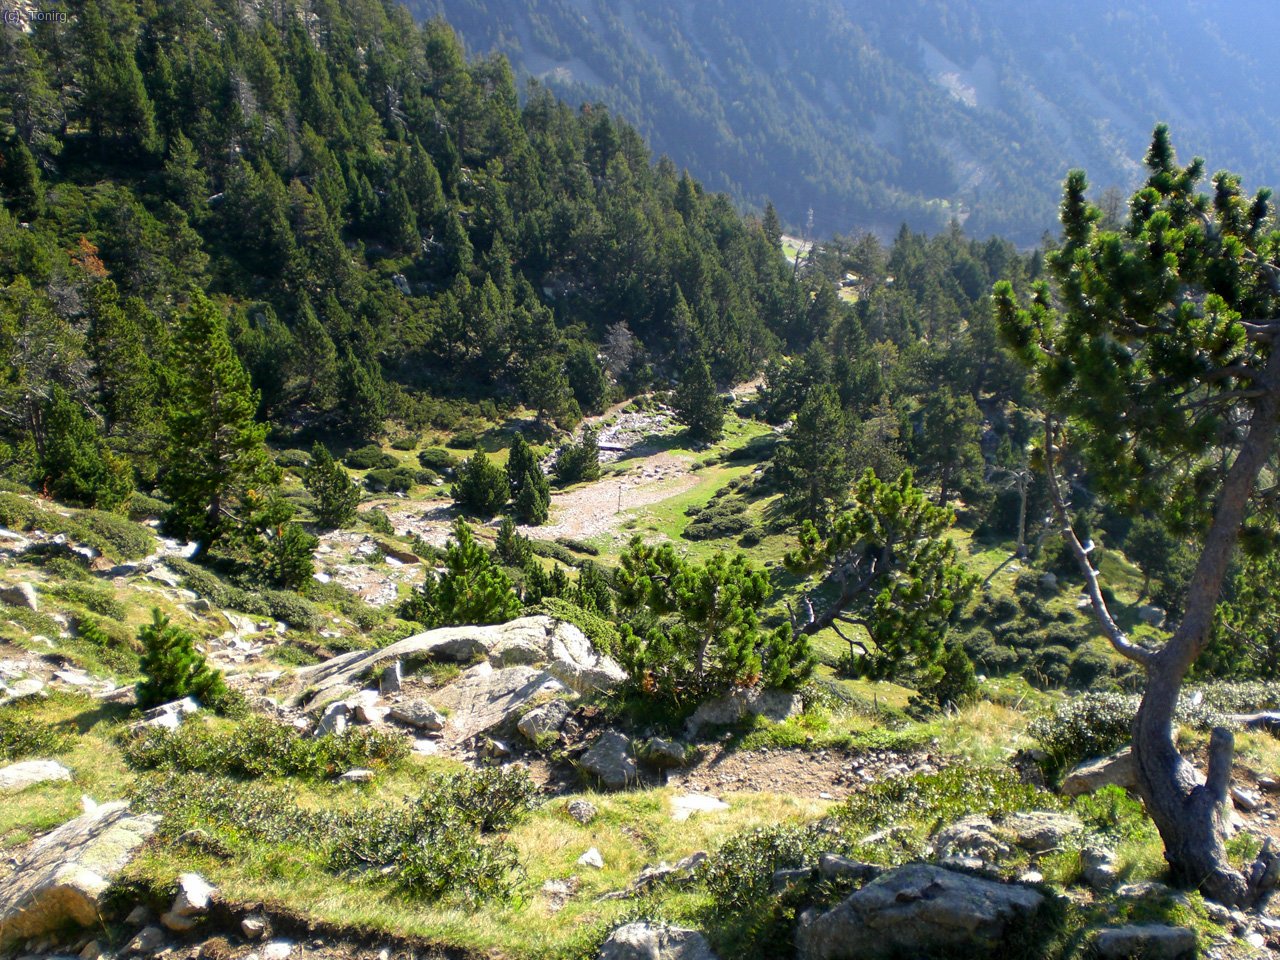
[411,0,1280,243]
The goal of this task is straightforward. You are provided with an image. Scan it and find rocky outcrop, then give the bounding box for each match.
[1060,747,1137,797]
[795,863,1045,960]
[387,699,446,731]
[430,663,566,742]
[598,922,718,960]
[0,760,72,794]
[685,688,801,737]
[517,700,570,741]
[0,803,159,943]
[287,616,623,707]
[0,581,39,611]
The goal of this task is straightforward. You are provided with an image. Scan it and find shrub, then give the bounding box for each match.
[553,429,602,485]
[1024,644,1073,689]
[528,538,581,567]
[362,508,395,536]
[534,597,621,654]
[260,589,323,630]
[684,514,752,541]
[447,430,479,449]
[77,510,156,560]
[51,581,127,620]
[365,466,417,492]
[417,447,458,473]
[343,445,398,470]
[125,714,408,779]
[389,435,417,451]
[135,609,228,710]
[126,493,169,521]
[399,520,520,628]
[1027,692,1137,778]
[702,823,837,914]
[276,448,312,469]
[1068,648,1114,688]
[555,536,599,556]
[837,766,1055,833]
[0,705,72,761]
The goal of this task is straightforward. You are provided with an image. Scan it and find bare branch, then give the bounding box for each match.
[1043,415,1154,666]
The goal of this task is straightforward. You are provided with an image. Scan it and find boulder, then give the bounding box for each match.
[0,677,46,706]
[314,702,349,737]
[581,730,637,789]
[431,664,567,742]
[685,688,801,737]
[0,581,39,611]
[1080,845,1120,889]
[642,737,688,768]
[286,616,619,706]
[577,847,605,869]
[171,873,216,918]
[1093,924,1196,959]
[1004,811,1083,852]
[567,799,597,824]
[0,802,159,943]
[127,925,166,954]
[1137,605,1167,628]
[598,922,718,960]
[670,793,729,822]
[931,816,1012,862]
[818,854,882,884]
[517,700,571,741]
[378,661,401,695]
[131,697,200,732]
[1060,748,1137,797]
[0,760,72,794]
[388,699,445,731]
[795,863,1044,960]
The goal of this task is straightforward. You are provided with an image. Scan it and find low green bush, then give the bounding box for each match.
[126,493,169,521]
[417,447,458,472]
[534,597,621,654]
[51,581,127,620]
[125,714,409,779]
[343,446,398,470]
[364,466,418,492]
[77,510,156,560]
[837,766,1055,832]
[0,704,72,760]
[363,509,395,536]
[389,435,418,451]
[260,589,323,630]
[1027,692,1136,778]
[554,537,599,556]
[528,538,581,567]
[276,449,313,469]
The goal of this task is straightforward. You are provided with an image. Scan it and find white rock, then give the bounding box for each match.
[241,916,268,940]
[171,872,216,916]
[339,768,376,783]
[262,940,293,960]
[578,847,605,869]
[670,794,729,823]
[0,760,72,794]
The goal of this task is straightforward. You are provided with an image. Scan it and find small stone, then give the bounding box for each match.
[670,793,728,822]
[517,700,570,741]
[159,911,196,933]
[567,799,597,824]
[818,854,880,884]
[0,759,73,793]
[1019,870,1043,884]
[240,916,268,941]
[578,846,605,869]
[262,941,293,960]
[378,661,401,695]
[1257,775,1280,793]
[125,906,151,926]
[79,940,103,960]
[641,737,688,768]
[339,768,375,783]
[171,872,216,917]
[128,926,166,954]
[1230,786,1260,812]
[1245,932,1265,949]
[314,702,349,737]
[581,730,637,789]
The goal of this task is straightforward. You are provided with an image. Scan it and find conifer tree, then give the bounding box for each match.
[304,443,360,529]
[293,299,339,409]
[495,516,531,566]
[506,433,550,524]
[672,355,724,443]
[163,293,276,556]
[773,384,851,526]
[913,387,984,506]
[399,520,520,627]
[339,347,388,441]
[452,449,508,517]
[39,385,133,510]
[554,428,602,485]
[135,608,227,710]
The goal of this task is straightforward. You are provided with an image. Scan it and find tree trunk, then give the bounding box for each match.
[1128,347,1280,905]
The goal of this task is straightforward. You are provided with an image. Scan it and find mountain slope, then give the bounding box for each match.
[407,0,1280,243]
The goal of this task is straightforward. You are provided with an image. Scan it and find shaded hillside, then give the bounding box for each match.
[409,0,1280,243]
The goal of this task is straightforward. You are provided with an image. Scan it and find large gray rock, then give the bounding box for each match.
[0,760,72,794]
[1060,747,1137,797]
[598,922,718,960]
[1004,811,1083,852]
[581,730,637,789]
[931,817,1012,862]
[1137,605,1167,628]
[430,663,566,741]
[517,700,571,741]
[0,581,39,611]
[795,863,1044,960]
[685,688,801,737]
[1093,924,1196,959]
[287,616,622,706]
[388,699,446,731]
[0,802,159,943]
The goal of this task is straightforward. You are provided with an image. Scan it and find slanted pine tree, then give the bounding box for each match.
[136,608,227,710]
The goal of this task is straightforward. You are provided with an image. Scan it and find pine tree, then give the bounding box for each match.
[452,449,508,517]
[135,608,227,710]
[913,387,983,506]
[398,520,520,627]
[39,385,133,510]
[339,347,388,441]
[554,428,602,485]
[163,294,276,555]
[0,135,43,220]
[292,300,339,410]
[304,443,360,529]
[495,516,531,566]
[672,355,724,443]
[506,434,550,524]
[773,384,851,526]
